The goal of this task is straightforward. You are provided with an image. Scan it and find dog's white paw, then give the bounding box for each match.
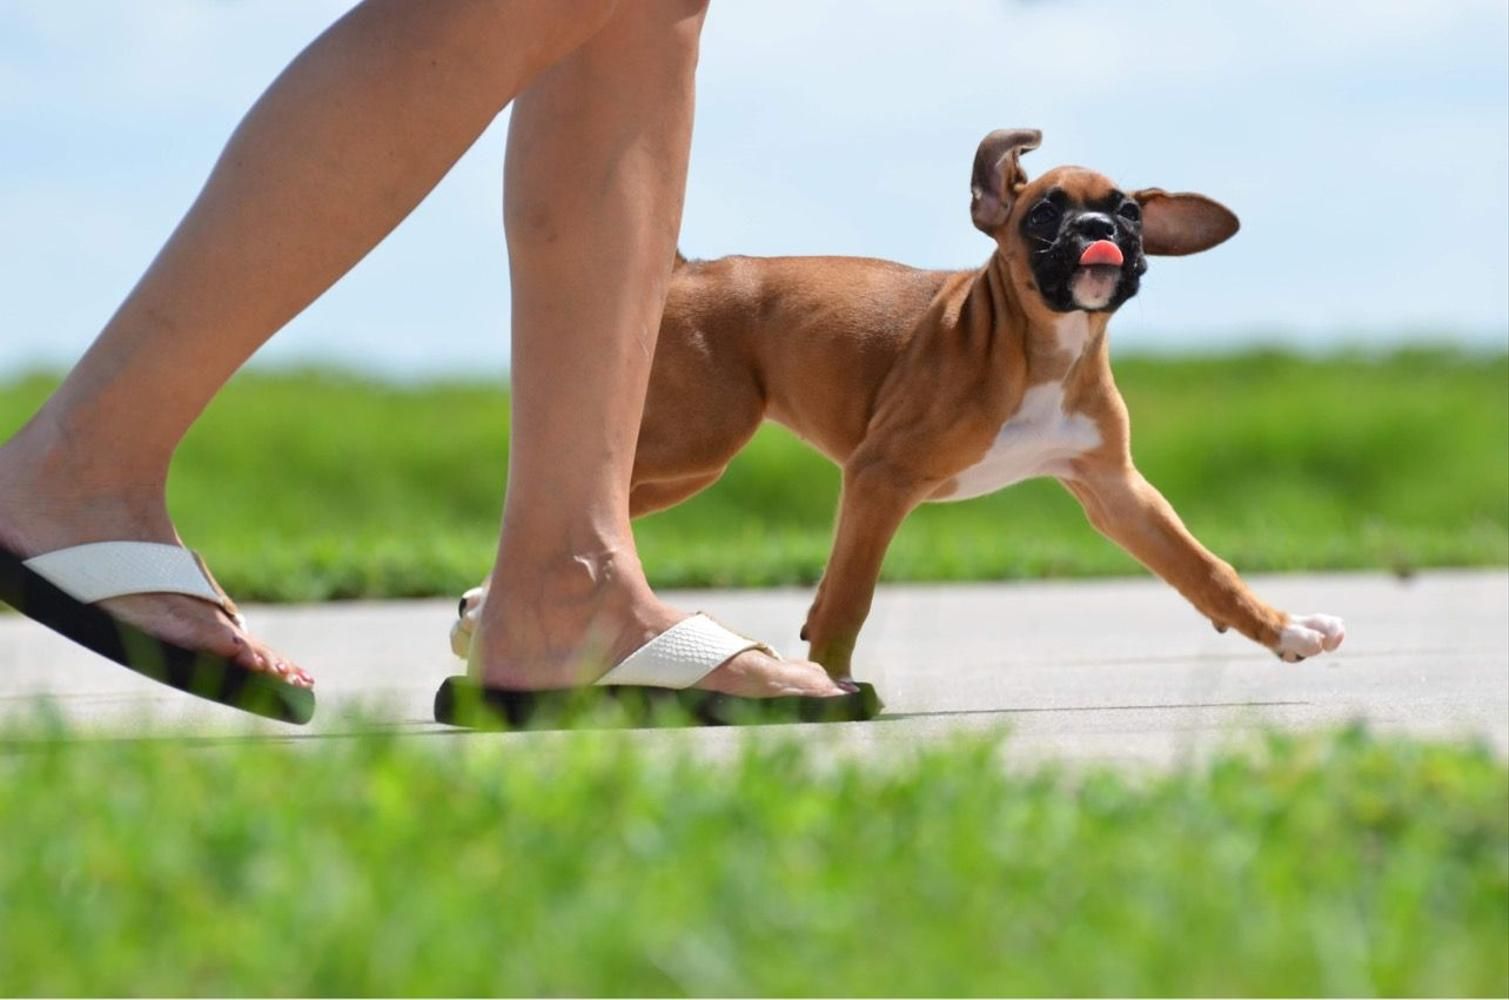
[1274,612,1346,662]
[449,584,487,659]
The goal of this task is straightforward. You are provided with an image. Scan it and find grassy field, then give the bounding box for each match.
[0,725,1503,996]
[1,348,1504,601]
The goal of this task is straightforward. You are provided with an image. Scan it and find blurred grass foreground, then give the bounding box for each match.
[1,347,1504,601]
[0,726,1504,995]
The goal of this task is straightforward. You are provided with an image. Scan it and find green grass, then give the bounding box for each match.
[1,347,1504,601]
[0,726,1504,996]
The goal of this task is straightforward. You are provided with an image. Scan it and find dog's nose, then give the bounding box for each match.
[1076,213,1116,241]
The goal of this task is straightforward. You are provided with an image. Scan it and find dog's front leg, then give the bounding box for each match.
[802,456,931,679]
[1061,465,1345,661]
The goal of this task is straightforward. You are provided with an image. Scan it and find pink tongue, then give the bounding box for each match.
[1079,240,1124,267]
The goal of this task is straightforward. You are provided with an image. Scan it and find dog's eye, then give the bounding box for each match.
[1116,201,1141,222]
[1027,202,1059,228]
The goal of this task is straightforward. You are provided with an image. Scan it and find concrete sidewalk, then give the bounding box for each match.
[2,570,1505,767]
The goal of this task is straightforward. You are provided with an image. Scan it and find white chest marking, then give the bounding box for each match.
[941,383,1102,502]
[1053,312,1093,358]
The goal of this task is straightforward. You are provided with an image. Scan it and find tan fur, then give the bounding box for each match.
[627,165,1291,677]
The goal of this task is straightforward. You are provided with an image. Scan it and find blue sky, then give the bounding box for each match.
[1,0,1505,376]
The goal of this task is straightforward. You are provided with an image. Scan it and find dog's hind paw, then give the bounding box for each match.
[450,584,487,659]
[1274,612,1346,662]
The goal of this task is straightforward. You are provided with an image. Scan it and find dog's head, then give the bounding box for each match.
[969,129,1239,315]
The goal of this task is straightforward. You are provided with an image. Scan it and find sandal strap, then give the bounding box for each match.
[594,613,774,690]
[23,541,244,624]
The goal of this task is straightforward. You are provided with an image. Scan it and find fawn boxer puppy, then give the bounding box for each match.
[457,128,1345,679]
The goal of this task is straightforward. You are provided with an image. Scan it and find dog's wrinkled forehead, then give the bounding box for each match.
[1014,166,1121,215]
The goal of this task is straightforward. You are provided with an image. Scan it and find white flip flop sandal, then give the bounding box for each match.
[434,608,878,729]
[0,541,314,724]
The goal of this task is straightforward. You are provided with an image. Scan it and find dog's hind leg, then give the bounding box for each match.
[629,336,767,514]
[630,472,724,517]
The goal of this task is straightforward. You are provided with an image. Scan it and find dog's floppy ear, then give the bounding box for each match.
[971,128,1041,233]
[1131,189,1240,256]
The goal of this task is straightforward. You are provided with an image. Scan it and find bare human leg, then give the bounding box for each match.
[0,0,622,685]
[471,0,846,698]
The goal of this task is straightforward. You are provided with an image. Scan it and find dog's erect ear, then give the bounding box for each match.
[1131,189,1240,256]
[970,128,1041,234]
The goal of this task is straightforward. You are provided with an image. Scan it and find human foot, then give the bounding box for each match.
[454,577,850,698]
[0,445,312,687]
